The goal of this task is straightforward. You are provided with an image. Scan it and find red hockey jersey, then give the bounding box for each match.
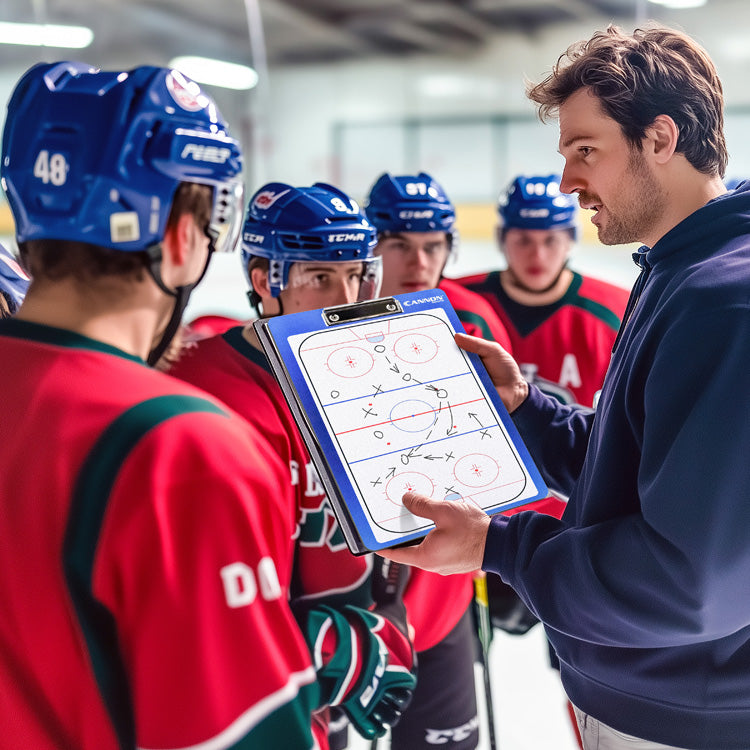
[458,270,629,407]
[0,319,317,750]
[440,277,513,351]
[168,326,415,742]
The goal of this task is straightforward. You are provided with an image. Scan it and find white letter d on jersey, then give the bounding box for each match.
[220,559,282,608]
[220,562,258,608]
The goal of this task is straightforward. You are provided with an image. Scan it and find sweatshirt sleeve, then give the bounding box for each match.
[512,384,595,497]
[485,302,750,648]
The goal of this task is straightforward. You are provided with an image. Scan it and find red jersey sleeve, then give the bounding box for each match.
[92,409,318,750]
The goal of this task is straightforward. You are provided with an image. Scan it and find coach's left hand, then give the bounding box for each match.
[378,492,491,575]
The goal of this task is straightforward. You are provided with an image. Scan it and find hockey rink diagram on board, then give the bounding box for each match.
[288,307,545,547]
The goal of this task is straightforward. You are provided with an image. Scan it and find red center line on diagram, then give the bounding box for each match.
[334,396,486,435]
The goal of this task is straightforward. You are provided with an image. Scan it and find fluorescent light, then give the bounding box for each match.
[648,0,706,7]
[0,21,93,48]
[169,56,259,91]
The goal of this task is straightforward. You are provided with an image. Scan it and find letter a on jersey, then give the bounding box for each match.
[559,353,582,390]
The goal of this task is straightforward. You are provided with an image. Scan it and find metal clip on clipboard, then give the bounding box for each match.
[322,297,403,326]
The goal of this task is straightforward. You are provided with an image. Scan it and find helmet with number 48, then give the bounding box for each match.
[1,61,244,256]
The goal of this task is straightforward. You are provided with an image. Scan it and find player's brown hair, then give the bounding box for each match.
[526,24,727,177]
[21,182,212,283]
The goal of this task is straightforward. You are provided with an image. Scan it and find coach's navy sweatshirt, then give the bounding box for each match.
[483,182,750,749]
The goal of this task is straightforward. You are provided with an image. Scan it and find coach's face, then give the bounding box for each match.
[558,87,667,248]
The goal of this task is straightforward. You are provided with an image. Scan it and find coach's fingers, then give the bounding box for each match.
[378,492,492,575]
[454,332,528,413]
[400,491,447,522]
[455,331,508,358]
[377,543,423,567]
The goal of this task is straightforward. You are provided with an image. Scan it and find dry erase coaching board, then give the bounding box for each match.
[255,289,547,554]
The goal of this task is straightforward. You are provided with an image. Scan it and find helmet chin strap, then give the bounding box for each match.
[145,240,213,366]
[247,289,284,319]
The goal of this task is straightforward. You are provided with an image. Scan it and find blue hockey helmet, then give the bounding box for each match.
[0,243,29,314]
[241,181,381,300]
[498,175,578,240]
[1,61,244,256]
[365,171,457,247]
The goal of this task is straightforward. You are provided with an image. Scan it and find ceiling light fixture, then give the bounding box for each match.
[0,21,93,48]
[647,0,707,8]
[169,56,259,91]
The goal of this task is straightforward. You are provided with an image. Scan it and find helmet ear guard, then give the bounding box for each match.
[498,174,579,241]
[240,181,381,302]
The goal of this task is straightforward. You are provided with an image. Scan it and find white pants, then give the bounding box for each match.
[572,706,693,750]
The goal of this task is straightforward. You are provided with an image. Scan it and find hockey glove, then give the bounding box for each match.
[303,603,416,740]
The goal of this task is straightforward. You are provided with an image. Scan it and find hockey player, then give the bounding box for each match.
[0,242,29,317]
[363,171,514,750]
[366,171,512,351]
[168,181,416,749]
[458,174,629,408]
[0,62,318,749]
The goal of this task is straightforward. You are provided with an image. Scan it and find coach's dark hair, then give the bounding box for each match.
[526,24,727,177]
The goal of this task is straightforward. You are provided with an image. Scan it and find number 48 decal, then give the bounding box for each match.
[33,150,69,186]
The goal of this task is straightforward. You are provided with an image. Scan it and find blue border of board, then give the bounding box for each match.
[264,288,548,551]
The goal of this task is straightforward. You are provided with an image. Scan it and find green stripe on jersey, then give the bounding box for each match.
[568,293,622,332]
[228,680,319,749]
[63,394,227,749]
[456,309,495,341]
[477,272,621,336]
[0,318,145,362]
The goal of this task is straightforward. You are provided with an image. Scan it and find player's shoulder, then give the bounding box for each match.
[170,328,274,390]
[451,271,496,290]
[122,365,239,430]
[169,330,293,443]
[440,279,508,324]
[440,278,499,312]
[169,331,232,374]
[125,368,285,479]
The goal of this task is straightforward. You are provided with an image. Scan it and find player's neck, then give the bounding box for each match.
[500,268,573,307]
[17,279,167,360]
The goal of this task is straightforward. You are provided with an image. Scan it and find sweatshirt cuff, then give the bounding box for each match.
[511,383,562,436]
[482,512,512,577]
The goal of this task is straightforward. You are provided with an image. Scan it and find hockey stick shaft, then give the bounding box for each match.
[474,574,498,750]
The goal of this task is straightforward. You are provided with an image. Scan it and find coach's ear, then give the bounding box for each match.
[645,114,679,165]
